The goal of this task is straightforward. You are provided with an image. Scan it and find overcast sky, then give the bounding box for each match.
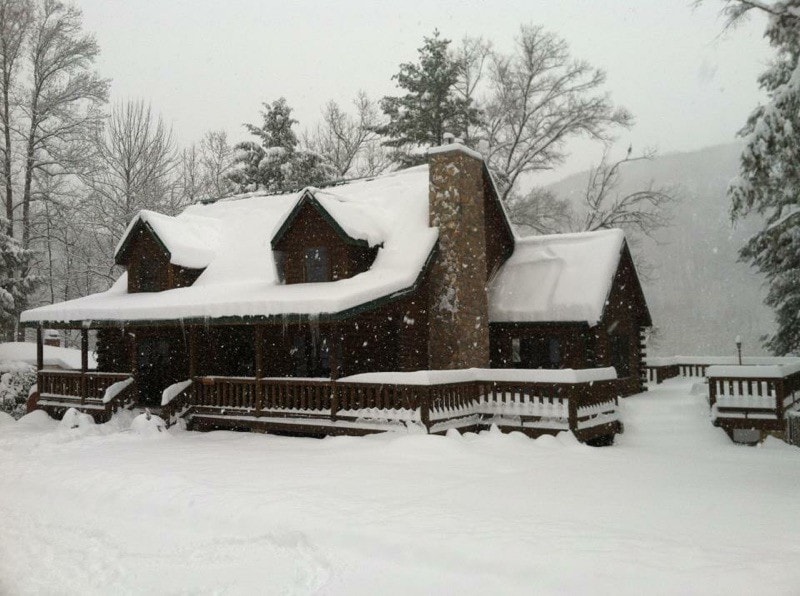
[77,0,770,183]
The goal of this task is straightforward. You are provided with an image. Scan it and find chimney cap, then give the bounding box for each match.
[427,141,484,162]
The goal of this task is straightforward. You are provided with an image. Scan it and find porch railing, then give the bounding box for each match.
[183,371,621,440]
[646,356,800,384]
[708,364,800,434]
[36,370,135,415]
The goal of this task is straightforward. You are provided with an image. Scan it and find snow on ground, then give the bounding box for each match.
[1,379,799,595]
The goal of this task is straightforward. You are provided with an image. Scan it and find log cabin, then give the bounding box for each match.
[21,143,651,443]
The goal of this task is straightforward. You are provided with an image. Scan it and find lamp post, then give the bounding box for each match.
[735,335,742,366]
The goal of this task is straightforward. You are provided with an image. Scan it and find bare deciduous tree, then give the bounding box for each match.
[505,187,574,236]
[21,0,109,251]
[480,25,632,202]
[307,92,390,178]
[85,100,177,269]
[199,129,233,198]
[0,0,30,235]
[507,152,675,240]
[578,152,674,238]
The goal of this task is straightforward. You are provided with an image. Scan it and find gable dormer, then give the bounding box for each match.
[271,190,381,284]
[115,210,219,293]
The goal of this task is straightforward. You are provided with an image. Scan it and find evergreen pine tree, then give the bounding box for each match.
[229,98,334,192]
[379,30,481,161]
[727,3,800,354]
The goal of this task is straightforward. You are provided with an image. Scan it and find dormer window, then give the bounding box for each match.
[304,247,330,282]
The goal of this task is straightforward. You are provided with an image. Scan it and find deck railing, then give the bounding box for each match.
[707,364,800,437]
[184,372,621,441]
[646,356,800,384]
[36,370,135,417]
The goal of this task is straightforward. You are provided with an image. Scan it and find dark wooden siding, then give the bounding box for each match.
[592,245,649,395]
[124,227,204,293]
[489,246,649,396]
[483,174,514,279]
[490,323,591,370]
[273,203,378,284]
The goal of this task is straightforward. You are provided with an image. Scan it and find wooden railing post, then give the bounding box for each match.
[36,327,43,371]
[330,381,338,421]
[709,377,716,409]
[420,386,431,431]
[567,384,579,431]
[775,378,785,422]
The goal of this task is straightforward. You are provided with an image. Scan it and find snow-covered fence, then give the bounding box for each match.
[646,356,800,384]
[35,369,135,421]
[185,368,622,442]
[707,363,800,440]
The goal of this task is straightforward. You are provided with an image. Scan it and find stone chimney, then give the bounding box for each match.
[426,143,491,370]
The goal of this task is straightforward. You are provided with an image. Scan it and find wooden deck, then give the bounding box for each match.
[33,371,623,444]
[708,368,800,441]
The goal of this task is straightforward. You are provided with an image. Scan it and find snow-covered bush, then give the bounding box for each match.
[0,362,36,420]
[131,410,168,436]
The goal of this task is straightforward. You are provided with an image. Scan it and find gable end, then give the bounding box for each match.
[271,190,371,250]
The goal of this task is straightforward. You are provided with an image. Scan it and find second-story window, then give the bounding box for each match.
[304,247,330,282]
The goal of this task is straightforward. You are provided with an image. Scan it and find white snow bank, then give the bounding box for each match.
[161,379,192,406]
[23,166,436,324]
[3,380,800,594]
[58,408,95,430]
[707,363,800,378]
[339,367,617,385]
[0,342,96,370]
[14,409,57,429]
[648,355,800,366]
[489,228,625,325]
[0,411,14,427]
[131,412,168,436]
[115,209,221,269]
[102,377,134,404]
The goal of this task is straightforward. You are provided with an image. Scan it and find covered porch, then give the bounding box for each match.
[29,322,622,443]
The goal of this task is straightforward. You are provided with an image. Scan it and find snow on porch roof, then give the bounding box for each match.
[22,166,436,326]
[488,228,626,326]
[114,209,222,269]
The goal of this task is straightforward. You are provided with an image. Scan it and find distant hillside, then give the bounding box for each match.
[545,143,774,357]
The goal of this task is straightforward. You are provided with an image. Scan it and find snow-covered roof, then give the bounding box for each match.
[272,189,385,248]
[23,166,436,325]
[115,210,222,269]
[489,228,626,326]
[0,342,97,370]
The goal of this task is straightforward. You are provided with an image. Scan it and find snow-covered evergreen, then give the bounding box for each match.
[726,2,800,354]
[229,98,335,193]
[379,30,480,163]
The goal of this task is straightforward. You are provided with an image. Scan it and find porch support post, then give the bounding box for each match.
[36,327,43,372]
[188,326,197,379]
[128,329,136,376]
[254,325,264,415]
[80,328,88,405]
[188,326,197,404]
[329,323,340,381]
